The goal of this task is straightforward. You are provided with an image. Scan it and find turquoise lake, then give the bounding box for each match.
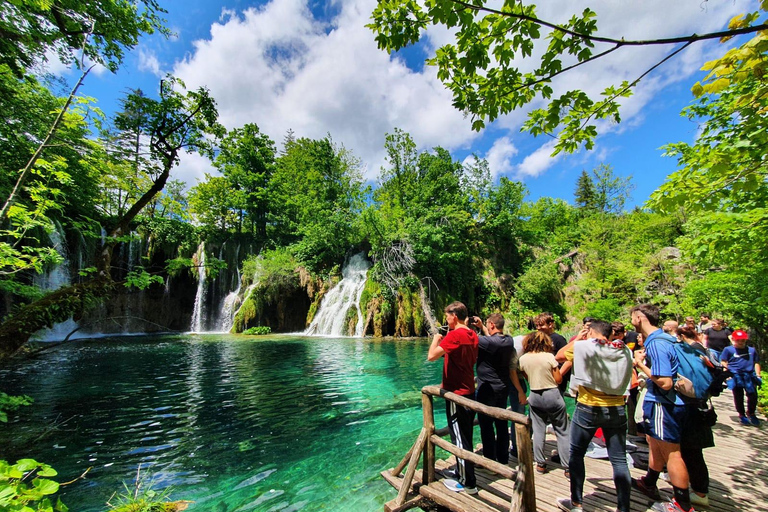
[0,334,446,511]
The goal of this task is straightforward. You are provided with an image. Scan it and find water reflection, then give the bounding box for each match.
[0,334,438,511]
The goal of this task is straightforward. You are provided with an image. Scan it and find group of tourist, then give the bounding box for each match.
[428,302,763,512]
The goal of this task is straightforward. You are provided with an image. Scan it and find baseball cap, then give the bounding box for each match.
[732,329,749,340]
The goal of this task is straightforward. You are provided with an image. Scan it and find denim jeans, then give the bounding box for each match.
[570,403,631,512]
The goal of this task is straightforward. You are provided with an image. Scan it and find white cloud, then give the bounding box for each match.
[165,0,754,185]
[138,49,164,77]
[174,150,218,190]
[39,50,108,77]
[172,0,477,180]
[464,137,519,177]
[516,140,561,178]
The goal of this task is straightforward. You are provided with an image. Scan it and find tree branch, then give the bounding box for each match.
[448,0,768,47]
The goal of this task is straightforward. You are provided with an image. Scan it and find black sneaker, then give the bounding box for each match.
[631,477,662,501]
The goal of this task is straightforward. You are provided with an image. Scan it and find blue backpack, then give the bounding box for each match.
[672,340,715,401]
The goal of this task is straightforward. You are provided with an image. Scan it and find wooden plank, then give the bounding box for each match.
[395,427,427,507]
[384,495,424,512]
[419,482,502,512]
[511,422,536,512]
[422,391,436,485]
[383,386,768,512]
[422,385,530,426]
[431,435,517,480]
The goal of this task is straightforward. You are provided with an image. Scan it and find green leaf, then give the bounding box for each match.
[33,478,60,495]
[15,459,40,472]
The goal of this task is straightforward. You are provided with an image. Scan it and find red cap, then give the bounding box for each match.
[732,329,749,340]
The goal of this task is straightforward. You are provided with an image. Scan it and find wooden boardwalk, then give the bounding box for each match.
[382,392,768,511]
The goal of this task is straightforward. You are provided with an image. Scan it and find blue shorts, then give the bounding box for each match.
[643,401,686,444]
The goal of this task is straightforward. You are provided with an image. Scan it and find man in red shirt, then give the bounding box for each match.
[428,301,479,494]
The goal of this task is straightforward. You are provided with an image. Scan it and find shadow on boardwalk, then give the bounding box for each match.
[382,392,767,512]
[527,392,768,512]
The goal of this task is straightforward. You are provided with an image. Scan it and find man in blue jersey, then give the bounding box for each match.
[631,304,692,512]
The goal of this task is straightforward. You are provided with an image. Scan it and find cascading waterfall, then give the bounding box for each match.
[34,221,70,291]
[32,221,79,341]
[216,261,241,332]
[190,243,207,332]
[213,242,242,332]
[304,253,370,337]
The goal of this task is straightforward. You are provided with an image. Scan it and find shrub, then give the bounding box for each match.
[759,371,768,413]
[0,459,66,512]
[0,392,33,423]
[243,326,272,335]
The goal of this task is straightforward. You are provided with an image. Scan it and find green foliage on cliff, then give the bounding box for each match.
[233,248,302,333]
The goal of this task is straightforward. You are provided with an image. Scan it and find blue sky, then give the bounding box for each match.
[49,0,759,209]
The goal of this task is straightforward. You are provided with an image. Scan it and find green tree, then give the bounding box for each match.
[368,2,767,154]
[0,71,101,296]
[269,136,364,271]
[574,170,596,210]
[214,124,276,238]
[0,76,223,359]
[649,22,768,347]
[591,164,634,214]
[188,174,238,233]
[575,164,633,213]
[0,0,168,77]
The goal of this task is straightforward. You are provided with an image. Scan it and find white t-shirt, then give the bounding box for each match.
[518,351,558,391]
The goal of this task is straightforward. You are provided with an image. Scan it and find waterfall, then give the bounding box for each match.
[32,221,79,341]
[304,253,370,337]
[215,264,241,333]
[213,242,243,333]
[34,221,70,291]
[190,243,207,332]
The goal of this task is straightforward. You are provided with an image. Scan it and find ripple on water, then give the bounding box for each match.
[0,334,439,511]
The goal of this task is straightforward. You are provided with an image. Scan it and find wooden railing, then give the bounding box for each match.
[384,384,536,512]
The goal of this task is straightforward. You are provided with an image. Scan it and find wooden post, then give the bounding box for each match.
[510,422,536,512]
[422,391,436,484]
[395,427,427,507]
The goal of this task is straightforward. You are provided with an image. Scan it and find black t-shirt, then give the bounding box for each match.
[704,327,732,352]
[625,331,639,350]
[550,332,568,354]
[550,332,568,393]
[476,333,515,392]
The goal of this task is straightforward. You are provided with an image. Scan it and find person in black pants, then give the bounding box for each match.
[677,326,714,508]
[428,302,479,494]
[472,313,522,464]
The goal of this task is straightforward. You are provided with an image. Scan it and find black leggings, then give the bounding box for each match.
[681,444,709,494]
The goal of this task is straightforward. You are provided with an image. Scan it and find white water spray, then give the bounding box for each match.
[32,221,79,341]
[304,253,370,337]
[190,243,207,332]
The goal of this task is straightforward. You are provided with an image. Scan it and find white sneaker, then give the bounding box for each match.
[556,498,583,512]
[690,493,709,507]
[463,486,478,495]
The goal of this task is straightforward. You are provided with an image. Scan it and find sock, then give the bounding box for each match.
[673,486,691,511]
[644,468,660,487]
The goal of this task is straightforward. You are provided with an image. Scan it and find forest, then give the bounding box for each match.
[1,0,767,509]
[0,2,766,355]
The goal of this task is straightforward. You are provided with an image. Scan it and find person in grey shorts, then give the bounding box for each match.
[517,330,570,475]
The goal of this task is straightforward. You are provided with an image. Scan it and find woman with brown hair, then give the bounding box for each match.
[518,331,570,476]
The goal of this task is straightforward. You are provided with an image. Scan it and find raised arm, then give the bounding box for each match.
[428,333,445,361]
